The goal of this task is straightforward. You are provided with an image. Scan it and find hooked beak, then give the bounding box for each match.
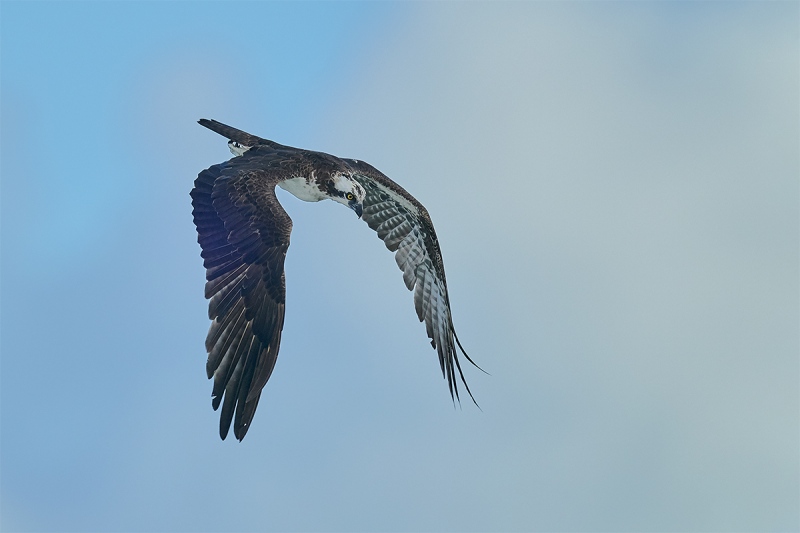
[349,201,363,218]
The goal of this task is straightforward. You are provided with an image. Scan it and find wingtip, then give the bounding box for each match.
[450,338,483,410]
[454,331,490,375]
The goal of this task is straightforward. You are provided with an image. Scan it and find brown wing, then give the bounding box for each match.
[191,153,293,440]
[345,159,481,405]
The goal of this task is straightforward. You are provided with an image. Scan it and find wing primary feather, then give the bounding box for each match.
[247,328,281,402]
[205,263,247,299]
[211,319,251,410]
[208,271,246,321]
[452,347,481,409]
[206,302,247,378]
[413,273,426,322]
[453,330,489,375]
[219,345,247,440]
[432,294,456,401]
[205,298,244,354]
[232,337,262,440]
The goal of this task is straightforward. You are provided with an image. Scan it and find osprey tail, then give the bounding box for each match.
[198,119,285,150]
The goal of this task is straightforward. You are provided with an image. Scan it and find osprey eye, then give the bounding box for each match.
[346,193,354,201]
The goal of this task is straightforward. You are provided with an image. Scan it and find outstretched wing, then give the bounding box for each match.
[191,152,293,440]
[345,159,480,405]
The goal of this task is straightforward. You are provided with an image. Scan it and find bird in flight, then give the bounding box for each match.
[191,119,480,440]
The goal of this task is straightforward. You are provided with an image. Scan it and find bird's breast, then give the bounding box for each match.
[278,176,327,202]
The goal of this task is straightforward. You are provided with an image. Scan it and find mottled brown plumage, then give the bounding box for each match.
[191,119,479,441]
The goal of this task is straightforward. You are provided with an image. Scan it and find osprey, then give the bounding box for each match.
[191,119,479,440]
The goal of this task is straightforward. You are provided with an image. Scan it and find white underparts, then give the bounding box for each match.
[278,177,327,202]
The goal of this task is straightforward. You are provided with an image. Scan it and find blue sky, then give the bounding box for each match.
[1,2,798,531]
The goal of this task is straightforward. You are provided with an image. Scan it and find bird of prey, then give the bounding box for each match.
[191,119,479,440]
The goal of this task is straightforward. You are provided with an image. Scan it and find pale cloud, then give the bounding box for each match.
[319,2,799,529]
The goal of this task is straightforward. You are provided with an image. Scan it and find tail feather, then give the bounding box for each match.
[198,119,285,150]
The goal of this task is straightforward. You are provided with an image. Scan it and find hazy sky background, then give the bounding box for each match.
[1,2,797,531]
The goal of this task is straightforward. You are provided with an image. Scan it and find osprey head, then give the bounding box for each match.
[328,173,365,218]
